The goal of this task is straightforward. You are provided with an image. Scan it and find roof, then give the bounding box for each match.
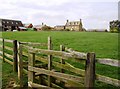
[23,23,32,27]
[0,18,23,26]
[19,27,27,29]
[54,25,65,27]
[33,25,43,28]
[0,18,22,22]
[66,21,81,26]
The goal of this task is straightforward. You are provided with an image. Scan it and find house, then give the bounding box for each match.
[54,25,65,30]
[33,23,45,31]
[65,19,83,31]
[54,19,85,31]
[0,18,24,31]
[33,25,43,31]
[23,23,33,28]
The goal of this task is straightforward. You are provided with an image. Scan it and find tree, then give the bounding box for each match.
[110,20,120,33]
[41,25,52,31]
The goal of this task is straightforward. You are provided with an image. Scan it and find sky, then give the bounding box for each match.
[0,0,119,30]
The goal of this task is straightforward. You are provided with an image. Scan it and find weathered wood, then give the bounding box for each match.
[13,40,18,72]
[4,39,13,43]
[28,81,53,89]
[4,53,13,59]
[60,45,65,86]
[0,56,13,65]
[29,47,86,60]
[4,58,13,65]
[96,74,120,87]
[48,36,52,87]
[28,66,84,84]
[96,58,120,67]
[0,38,2,41]
[65,47,87,57]
[20,42,47,47]
[3,39,5,62]
[0,51,2,55]
[5,46,13,51]
[36,75,64,89]
[85,53,95,89]
[17,44,23,87]
[60,45,65,72]
[35,55,85,76]
[28,52,35,86]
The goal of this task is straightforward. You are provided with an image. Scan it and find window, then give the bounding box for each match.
[2,21,5,23]
[74,22,76,25]
[12,22,14,24]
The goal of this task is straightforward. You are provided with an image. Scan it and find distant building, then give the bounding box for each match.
[54,25,65,30]
[87,29,108,32]
[110,20,120,32]
[33,25,43,31]
[65,19,83,31]
[33,23,45,31]
[23,23,33,28]
[0,19,24,31]
[54,19,85,31]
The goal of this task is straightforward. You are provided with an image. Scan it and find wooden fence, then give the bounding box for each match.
[0,37,120,88]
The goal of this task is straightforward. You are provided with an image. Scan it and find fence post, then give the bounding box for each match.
[48,36,52,87]
[2,39,5,62]
[85,52,95,89]
[60,45,65,86]
[28,52,35,87]
[18,43,23,87]
[13,40,18,72]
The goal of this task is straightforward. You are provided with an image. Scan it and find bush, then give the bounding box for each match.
[61,29,70,31]
[42,26,52,31]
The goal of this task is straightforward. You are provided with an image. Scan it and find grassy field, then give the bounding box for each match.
[2,31,118,59]
[1,31,119,88]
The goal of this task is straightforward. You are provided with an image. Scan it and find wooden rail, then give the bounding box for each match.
[65,47,120,67]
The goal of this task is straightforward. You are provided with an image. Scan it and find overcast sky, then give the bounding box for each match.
[0,0,119,30]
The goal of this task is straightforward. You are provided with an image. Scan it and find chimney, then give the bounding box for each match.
[42,22,44,25]
[80,19,82,23]
[67,19,69,23]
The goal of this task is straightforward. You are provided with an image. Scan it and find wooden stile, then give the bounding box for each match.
[13,40,18,72]
[85,53,95,89]
[2,37,120,88]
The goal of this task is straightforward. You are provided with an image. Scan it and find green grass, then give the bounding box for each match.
[2,31,118,59]
[1,31,119,88]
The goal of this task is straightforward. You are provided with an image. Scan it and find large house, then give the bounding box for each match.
[54,19,85,31]
[0,19,24,31]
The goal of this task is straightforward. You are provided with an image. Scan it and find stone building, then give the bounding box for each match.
[0,19,24,31]
[33,23,45,31]
[54,19,84,31]
[54,25,65,30]
[65,19,83,31]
